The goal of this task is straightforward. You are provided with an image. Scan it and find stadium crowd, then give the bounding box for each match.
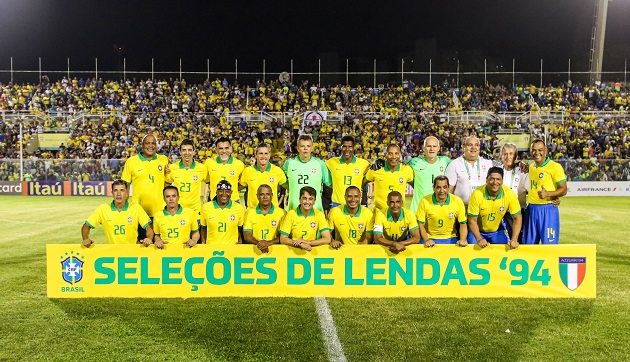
[1,77,629,182]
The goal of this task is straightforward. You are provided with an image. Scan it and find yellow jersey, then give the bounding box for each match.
[85,201,151,244]
[325,156,370,205]
[373,207,418,242]
[153,205,199,245]
[365,163,414,213]
[165,160,208,213]
[121,153,170,217]
[278,207,330,240]
[200,200,244,244]
[243,204,287,241]
[468,184,521,232]
[416,193,467,239]
[204,155,245,202]
[327,205,374,245]
[528,157,567,205]
[239,163,287,208]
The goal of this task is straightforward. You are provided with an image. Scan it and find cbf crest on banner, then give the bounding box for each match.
[61,252,85,285]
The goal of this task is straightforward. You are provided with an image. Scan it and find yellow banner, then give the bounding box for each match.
[496,133,532,151]
[37,133,71,150]
[47,244,596,298]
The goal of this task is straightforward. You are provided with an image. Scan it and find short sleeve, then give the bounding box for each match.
[85,205,103,229]
[467,191,481,216]
[416,199,426,224]
[455,198,468,223]
[278,210,293,236]
[316,210,330,231]
[445,161,458,187]
[137,206,151,229]
[365,169,375,182]
[373,210,385,234]
[406,210,419,231]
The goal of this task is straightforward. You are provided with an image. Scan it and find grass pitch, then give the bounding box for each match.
[0,196,629,361]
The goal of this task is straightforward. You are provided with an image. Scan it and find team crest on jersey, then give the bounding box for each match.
[271,220,277,227]
[230,214,235,221]
[539,172,544,179]
[127,217,133,223]
[310,222,316,229]
[158,165,163,171]
[311,168,317,173]
[61,253,84,285]
[358,223,364,229]
[354,168,360,175]
[180,219,186,225]
[193,175,198,181]
[269,177,275,183]
[398,177,404,184]
[449,212,454,219]
[440,166,445,172]
[230,170,235,176]
[482,165,487,171]
[500,206,505,212]
[514,177,519,184]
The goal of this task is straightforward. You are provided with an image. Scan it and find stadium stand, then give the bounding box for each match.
[1,78,629,181]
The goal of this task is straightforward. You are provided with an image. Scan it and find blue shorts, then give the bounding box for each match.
[423,237,458,244]
[522,203,560,244]
[467,229,509,245]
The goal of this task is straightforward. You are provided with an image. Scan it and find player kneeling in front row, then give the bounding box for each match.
[467,167,522,249]
[416,175,468,247]
[243,184,287,253]
[153,186,200,249]
[279,186,332,251]
[327,185,374,248]
[373,191,420,254]
[81,179,154,247]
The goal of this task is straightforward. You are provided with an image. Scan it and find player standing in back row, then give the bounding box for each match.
[282,134,331,212]
[121,134,169,240]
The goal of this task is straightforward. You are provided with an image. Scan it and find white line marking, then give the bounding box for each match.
[314,297,347,362]
[563,212,602,225]
[0,218,77,226]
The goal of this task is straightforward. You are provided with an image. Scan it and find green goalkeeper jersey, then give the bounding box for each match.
[282,156,331,211]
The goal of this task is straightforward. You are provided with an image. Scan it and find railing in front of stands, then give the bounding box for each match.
[3,109,630,128]
[1,158,629,182]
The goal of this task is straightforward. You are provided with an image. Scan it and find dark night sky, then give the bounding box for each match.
[0,0,629,77]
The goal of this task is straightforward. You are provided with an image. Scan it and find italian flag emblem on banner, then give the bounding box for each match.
[559,257,587,291]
